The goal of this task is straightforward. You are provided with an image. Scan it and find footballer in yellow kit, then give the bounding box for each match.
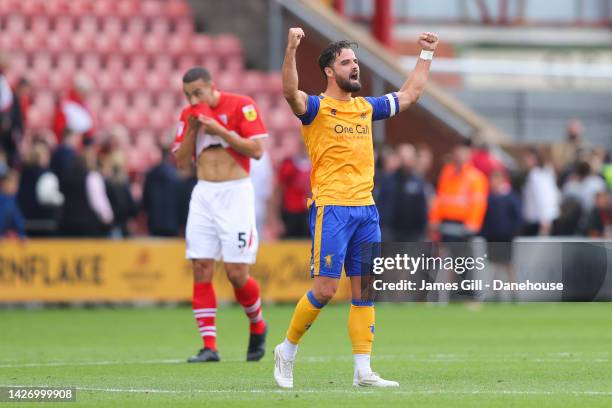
[274,27,439,389]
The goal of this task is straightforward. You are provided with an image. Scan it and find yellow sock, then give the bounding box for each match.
[348,300,375,355]
[286,290,325,344]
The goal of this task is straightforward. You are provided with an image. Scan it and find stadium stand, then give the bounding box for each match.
[0,0,299,174]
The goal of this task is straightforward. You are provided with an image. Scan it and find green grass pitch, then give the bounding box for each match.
[1,303,611,407]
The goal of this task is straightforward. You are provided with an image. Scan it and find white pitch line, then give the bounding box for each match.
[1,385,611,396]
[1,355,609,369]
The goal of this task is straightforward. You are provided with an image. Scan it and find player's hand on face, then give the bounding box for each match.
[418,32,439,51]
[188,114,202,132]
[198,115,225,136]
[287,28,305,49]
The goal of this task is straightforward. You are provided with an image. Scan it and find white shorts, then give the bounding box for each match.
[186,178,258,264]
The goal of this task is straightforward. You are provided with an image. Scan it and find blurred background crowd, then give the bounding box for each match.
[1,0,611,243]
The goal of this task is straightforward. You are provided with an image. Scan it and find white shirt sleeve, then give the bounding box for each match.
[36,172,65,206]
[86,171,114,224]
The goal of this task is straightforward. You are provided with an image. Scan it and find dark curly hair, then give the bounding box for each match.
[317,40,358,80]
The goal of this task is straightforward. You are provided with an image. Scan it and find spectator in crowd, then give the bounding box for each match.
[250,151,275,240]
[59,143,113,236]
[142,145,181,236]
[8,77,32,166]
[388,144,428,242]
[429,139,488,242]
[562,161,606,217]
[470,140,505,178]
[521,147,560,236]
[0,164,26,240]
[277,138,311,238]
[0,53,17,167]
[17,140,64,236]
[480,170,522,299]
[50,129,79,180]
[52,74,96,144]
[415,143,433,179]
[101,148,137,238]
[374,146,400,241]
[552,119,590,178]
[429,139,488,301]
[585,190,612,238]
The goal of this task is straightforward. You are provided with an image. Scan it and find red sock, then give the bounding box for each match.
[193,282,217,351]
[234,277,266,334]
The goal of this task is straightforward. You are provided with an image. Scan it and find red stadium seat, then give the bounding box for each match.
[66,0,93,16]
[167,34,191,56]
[156,91,179,112]
[195,56,221,74]
[5,15,26,35]
[101,16,123,40]
[241,71,268,94]
[173,17,194,37]
[48,70,74,92]
[214,34,243,57]
[70,35,94,54]
[145,71,169,92]
[165,1,191,18]
[143,36,166,55]
[77,15,99,38]
[30,15,51,38]
[80,53,103,76]
[151,55,173,75]
[128,54,149,75]
[92,0,113,17]
[107,92,129,112]
[140,0,163,18]
[176,55,196,73]
[7,52,28,74]
[223,55,244,73]
[120,70,145,92]
[43,0,69,16]
[94,35,120,55]
[150,18,170,37]
[53,16,75,38]
[21,32,46,52]
[105,54,126,75]
[33,90,56,112]
[55,53,78,73]
[20,0,43,16]
[0,31,21,52]
[191,35,213,54]
[96,70,120,92]
[31,52,53,73]
[126,16,146,39]
[119,36,143,55]
[116,0,139,19]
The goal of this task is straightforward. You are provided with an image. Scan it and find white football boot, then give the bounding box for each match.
[353,369,399,387]
[273,344,294,389]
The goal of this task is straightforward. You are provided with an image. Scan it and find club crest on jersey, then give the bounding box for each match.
[360,112,366,120]
[242,104,257,121]
[331,109,337,116]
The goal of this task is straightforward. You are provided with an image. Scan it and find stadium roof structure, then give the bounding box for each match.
[273,0,512,146]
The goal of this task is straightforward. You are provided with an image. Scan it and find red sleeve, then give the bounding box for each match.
[235,97,267,139]
[172,107,190,153]
[278,159,295,186]
[52,105,66,144]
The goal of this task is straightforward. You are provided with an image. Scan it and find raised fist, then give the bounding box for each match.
[287,27,305,49]
[418,32,439,52]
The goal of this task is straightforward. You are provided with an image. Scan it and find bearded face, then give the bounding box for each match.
[328,48,361,93]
